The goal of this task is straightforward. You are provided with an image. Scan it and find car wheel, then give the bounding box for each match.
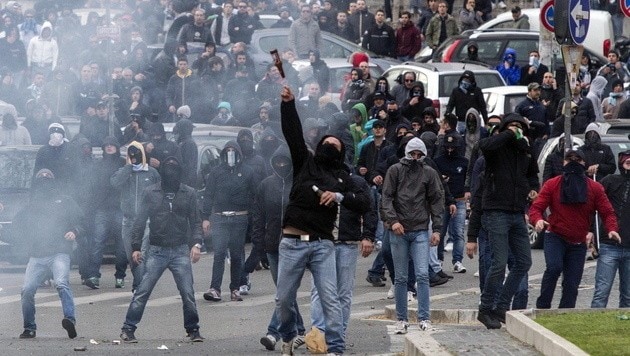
[528,223,544,249]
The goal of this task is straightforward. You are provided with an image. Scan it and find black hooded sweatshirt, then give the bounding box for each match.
[401,81,433,119]
[599,154,630,248]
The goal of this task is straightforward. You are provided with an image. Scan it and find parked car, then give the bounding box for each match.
[585,119,630,136]
[474,8,614,57]
[429,30,609,73]
[381,62,506,119]
[482,85,528,118]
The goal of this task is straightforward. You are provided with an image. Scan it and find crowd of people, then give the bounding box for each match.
[1,0,629,354]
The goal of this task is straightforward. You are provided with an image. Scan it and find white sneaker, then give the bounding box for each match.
[387,286,395,299]
[453,261,467,273]
[394,320,408,334]
[239,284,250,295]
[474,270,479,277]
[293,335,305,349]
[498,1,507,9]
[281,339,294,356]
[407,291,415,301]
[444,242,453,252]
[419,320,432,331]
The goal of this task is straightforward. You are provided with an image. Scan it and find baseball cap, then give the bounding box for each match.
[527,82,541,91]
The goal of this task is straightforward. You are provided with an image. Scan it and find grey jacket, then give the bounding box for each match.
[111,164,161,217]
[380,157,444,233]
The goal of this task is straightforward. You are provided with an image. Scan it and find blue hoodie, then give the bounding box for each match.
[496,48,521,85]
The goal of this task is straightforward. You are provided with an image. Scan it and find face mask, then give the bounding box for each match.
[227,150,236,167]
[460,81,472,91]
[238,140,254,156]
[378,83,386,92]
[49,132,64,147]
[274,163,292,178]
[466,118,477,132]
[161,164,181,192]
[387,108,399,117]
[314,142,343,167]
[585,131,599,146]
[529,56,540,68]
[260,139,279,156]
[132,163,144,172]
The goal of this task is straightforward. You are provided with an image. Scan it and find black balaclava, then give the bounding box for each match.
[237,129,255,157]
[584,130,601,148]
[260,132,279,158]
[160,156,182,193]
[466,113,477,133]
[314,135,345,169]
[561,153,588,204]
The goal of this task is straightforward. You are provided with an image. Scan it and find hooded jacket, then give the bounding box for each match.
[130,156,203,251]
[174,118,198,187]
[496,48,521,85]
[599,152,630,248]
[380,137,444,231]
[586,76,607,122]
[463,108,487,159]
[280,99,371,239]
[166,67,195,110]
[401,81,433,119]
[309,49,330,93]
[579,125,616,180]
[251,145,293,253]
[203,140,258,215]
[26,21,58,70]
[349,102,368,162]
[478,113,539,212]
[110,141,161,217]
[445,70,488,123]
[434,137,469,199]
[91,136,126,211]
[342,69,370,112]
[237,128,267,182]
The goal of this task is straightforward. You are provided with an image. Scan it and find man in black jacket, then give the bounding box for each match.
[361,9,395,57]
[120,157,204,343]
[255,145,306,351]
[476,113,539,329]
[275,86,370,355]
[445,70,488,134]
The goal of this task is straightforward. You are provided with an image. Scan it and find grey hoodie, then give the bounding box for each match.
[587,76,608,122]
[464,108,482,159]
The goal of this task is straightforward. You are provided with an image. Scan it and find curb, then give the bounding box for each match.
[506,309,589,356]
[384,304,479,324]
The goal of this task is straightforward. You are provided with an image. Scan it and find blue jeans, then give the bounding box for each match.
[480,211,532,312]
[266,252,305,339]
[22,253,75,331]
[441,200,466,265]
[88,209,126,279]
[276,237,344,354]
[122,215,149,291]
[210,214,248,292]
[592,243,630,308]
[536,232,587,309]
[311,243,359,335]
[390,230,430,321]
[122,244,200,333]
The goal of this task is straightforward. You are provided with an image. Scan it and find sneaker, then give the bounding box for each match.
[293,334,305,349]
[498,1,507,9]
[477,310,501,329]
[85,277,100,290]
[394,320,408,334]
[260,334,277,351]
[62,318,77,339]
[407,291,415,301]
[453,261,467,273]
[239,283,250,296]
[19,329,36,339]
[419,320,432,331]
[120,329,138,343]
[187,329,204,342]
[281,338,295,356]
[437,270,453,280]
[444,242,453,252]
[115,278,125,289]
[366,275,385,287]
[473,270,480,277]
[429,276,449,287]
[203,288,221,301]
[231,289,243,301]
[386,286,395,299]
[380,274,387,281]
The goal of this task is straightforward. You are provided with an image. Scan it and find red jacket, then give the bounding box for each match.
[395,23,422,58]
[529,175,618,244]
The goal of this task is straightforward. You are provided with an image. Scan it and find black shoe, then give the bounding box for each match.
[187,330,204,342]
[62,318,77,339]
[492,309,507,324]
[477,310,501,329]
[366,275,386,287]
[437,270,454,280]
[19,330,36,339]
[120,330,138,343]
[430,276,449,287]
[380,274,387,281]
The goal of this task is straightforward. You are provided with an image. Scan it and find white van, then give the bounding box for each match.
[475,9,614,57]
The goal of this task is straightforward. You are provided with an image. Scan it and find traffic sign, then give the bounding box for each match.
[541,1,555,32]
[568,0,590,44]
[622,0,630,18]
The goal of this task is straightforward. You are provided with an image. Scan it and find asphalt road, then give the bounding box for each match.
[1,242,603,356]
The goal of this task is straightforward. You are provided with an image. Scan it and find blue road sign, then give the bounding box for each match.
[568,0,590,44]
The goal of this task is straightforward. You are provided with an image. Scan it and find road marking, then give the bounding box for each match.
[0,292,56,305]
[38,292,129,307]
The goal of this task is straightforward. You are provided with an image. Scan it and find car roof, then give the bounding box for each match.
[292,58,379,69]
[390,62,497,73]
[482,85,528,94]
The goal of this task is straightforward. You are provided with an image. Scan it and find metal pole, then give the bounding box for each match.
[105,0,115,137]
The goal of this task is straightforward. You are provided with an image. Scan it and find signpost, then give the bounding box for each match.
[559,0,589,150]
